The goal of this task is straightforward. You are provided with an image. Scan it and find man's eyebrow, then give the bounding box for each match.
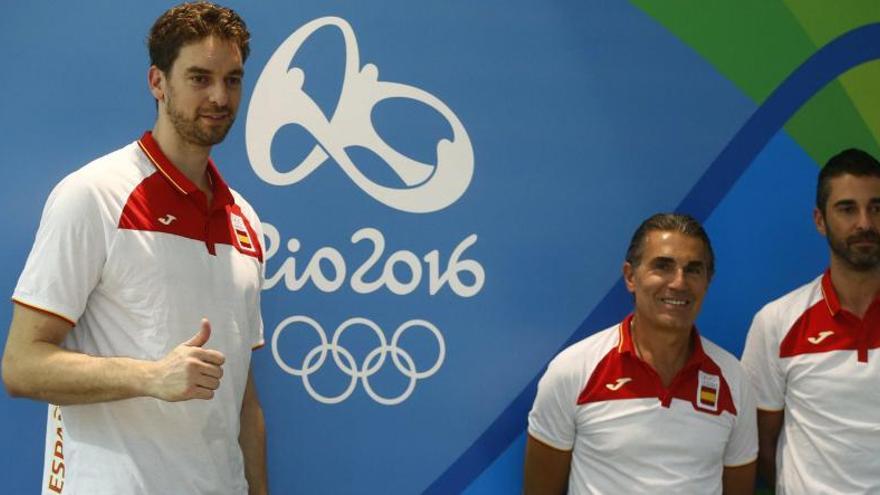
[183,66,244,77]
[183,66,212,75]
[647,256,705,268]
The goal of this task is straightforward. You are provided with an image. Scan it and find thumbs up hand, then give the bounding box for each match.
[149,319,226,401]
[184,318,213,347]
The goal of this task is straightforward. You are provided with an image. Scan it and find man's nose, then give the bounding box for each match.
[856,208,873,230]
[668,268,686,289]
[208,82,230,107]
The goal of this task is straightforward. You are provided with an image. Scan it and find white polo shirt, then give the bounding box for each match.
[529,315,757,495]
[13,132,264,495]
[742,271,880,494]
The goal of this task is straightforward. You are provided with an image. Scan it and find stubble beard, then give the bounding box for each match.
[165,91,235,147]
[827,226,880,272]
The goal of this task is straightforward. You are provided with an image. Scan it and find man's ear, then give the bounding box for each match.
[623,262,636,294]
[148,66,165,103]
[813,207,828,237]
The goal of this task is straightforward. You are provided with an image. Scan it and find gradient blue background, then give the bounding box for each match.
[0,2,863,493]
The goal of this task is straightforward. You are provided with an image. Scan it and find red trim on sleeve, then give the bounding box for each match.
[11,298,76,326]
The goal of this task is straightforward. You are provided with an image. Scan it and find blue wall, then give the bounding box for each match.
[2,2,875,493]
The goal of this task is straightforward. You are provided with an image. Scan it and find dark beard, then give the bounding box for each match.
[166,94,234,147]
[827,228,880,272]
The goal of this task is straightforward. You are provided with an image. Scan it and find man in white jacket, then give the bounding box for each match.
[2,3,268,494]
[525,213,757,494]
[742,148,880,494]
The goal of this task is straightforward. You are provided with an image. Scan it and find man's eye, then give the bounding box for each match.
[190,75,208,84]
[685,265,704,275]
[226,77,242,87]
[652,260,673,271]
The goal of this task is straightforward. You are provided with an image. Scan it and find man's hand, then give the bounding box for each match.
[756,409,784,488]
[148,319,226,401]
[3,305,228,405]
[523,434,571,495]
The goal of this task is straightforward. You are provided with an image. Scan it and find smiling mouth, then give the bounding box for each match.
[660,297,690,307]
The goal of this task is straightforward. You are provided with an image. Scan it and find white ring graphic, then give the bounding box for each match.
[271,316,445,405]
[246,17,474,213]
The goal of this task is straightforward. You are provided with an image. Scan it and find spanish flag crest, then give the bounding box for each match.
[696,370,720,412]
[229,210,257,255]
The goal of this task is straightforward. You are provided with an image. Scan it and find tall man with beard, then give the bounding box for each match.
[742,148,880,493]
[2,3,267,494]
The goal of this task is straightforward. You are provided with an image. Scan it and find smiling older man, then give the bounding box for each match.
[524,213,757,495]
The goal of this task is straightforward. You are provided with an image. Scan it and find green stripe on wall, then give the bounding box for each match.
[783,0,880,152]
[630,0,880,164]
[783,0,880,47]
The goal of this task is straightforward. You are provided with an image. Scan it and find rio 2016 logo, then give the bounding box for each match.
[271,316,445,406]
[248,17,480,405]
[246,16,474,214]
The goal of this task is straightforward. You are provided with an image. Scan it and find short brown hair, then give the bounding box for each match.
[816,148,880,213]
[625,213,715,279]
[148,2,250,73]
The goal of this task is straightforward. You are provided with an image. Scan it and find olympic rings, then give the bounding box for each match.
[271,315,445,405]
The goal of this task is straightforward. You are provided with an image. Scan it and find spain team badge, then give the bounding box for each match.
[227,207,261,259]
[696,370,720,412]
